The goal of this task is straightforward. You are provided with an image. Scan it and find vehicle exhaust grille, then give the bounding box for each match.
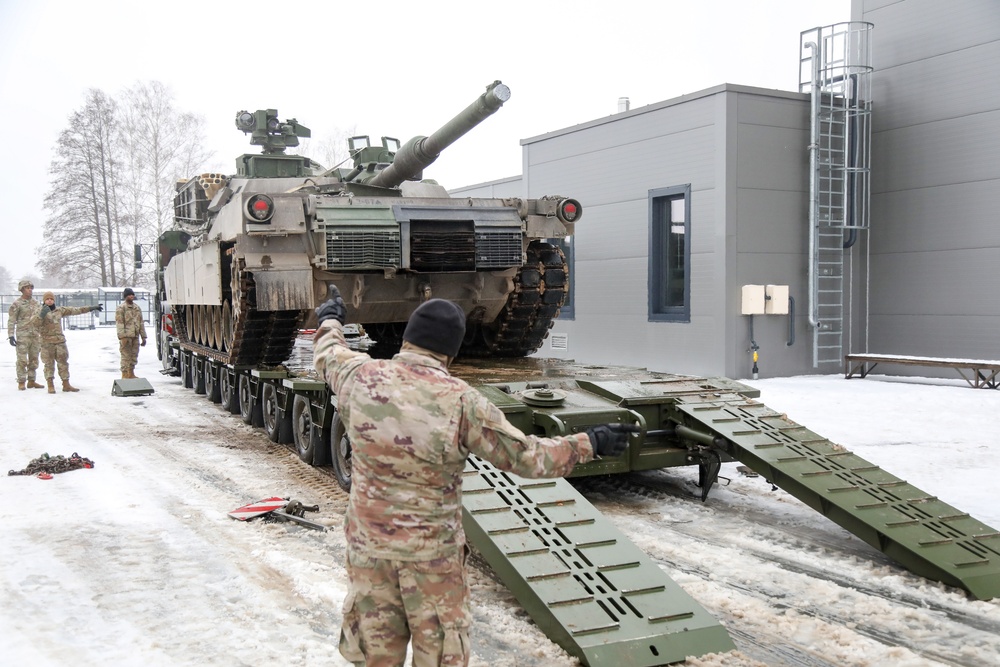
[327,230,400,269]
[475,230,522,268]
[411,229,476,271]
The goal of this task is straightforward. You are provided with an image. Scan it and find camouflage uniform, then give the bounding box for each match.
[314,319,593,667]
[36,305,96,383]
[115,301,147,376]
[8,295,41,385]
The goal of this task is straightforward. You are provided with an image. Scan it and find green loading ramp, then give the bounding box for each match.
[670,392,1000,600]
[462,456,735,666]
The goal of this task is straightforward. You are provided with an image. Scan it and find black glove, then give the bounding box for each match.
[586,423,639,457]
[316,284,347,325]
[39,307,48,319]
[8,336,15,347]
[92,304,104,313]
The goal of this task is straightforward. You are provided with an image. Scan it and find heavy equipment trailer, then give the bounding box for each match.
[163,339,1000,665]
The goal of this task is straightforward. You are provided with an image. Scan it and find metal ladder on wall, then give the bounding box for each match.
[800,23,873,367]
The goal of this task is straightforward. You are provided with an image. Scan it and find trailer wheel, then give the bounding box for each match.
[238,374,262,426]
[292,395,317,464]
[204,362,221,403]
[262,383,292,443]
[180,353,193,389]
[330,411,352,492]
[219,368,239,414]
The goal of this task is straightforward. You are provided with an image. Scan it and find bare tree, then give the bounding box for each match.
[39,91,121,286]
[118,81,213,287]
[39,83,212,290]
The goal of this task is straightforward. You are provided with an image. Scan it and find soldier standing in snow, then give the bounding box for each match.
[115,287,146,379]
[7,279,43,391]
[36,291,103,393]
[312,287,633,667]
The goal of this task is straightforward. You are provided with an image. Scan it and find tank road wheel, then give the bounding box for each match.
[203,361,221,403]
[221,299,234,352]
[219,367,239,414]
[330,411,352,492]
[209,305,221,350]
[262,382,292,444]
[292,395,319,464]
[238,374,262,426]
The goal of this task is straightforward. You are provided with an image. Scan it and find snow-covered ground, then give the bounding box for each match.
[1,329,997,666]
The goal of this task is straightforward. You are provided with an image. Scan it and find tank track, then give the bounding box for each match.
[175,264,304,367]
[461,241,567,358]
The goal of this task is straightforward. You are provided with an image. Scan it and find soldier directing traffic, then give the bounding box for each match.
[312,287,633,667]
[36,291,103,393]
[115,287,147,379]
[7,279,43,391]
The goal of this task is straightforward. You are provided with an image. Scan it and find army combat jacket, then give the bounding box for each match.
[115,302,147,340]
[314,319,594,561]
[7,297,40,339]
[35,306,94,345]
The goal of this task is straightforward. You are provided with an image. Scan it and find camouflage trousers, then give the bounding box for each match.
[119,337,140,374]
[14,335,41,383]
[340,547,471,667]
[40,342,71,381]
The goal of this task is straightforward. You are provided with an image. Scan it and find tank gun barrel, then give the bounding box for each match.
[369,80,511,188]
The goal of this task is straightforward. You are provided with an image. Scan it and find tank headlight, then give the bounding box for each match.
[246,194,274,223]
[557,198,582,224]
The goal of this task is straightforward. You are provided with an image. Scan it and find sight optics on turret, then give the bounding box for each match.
[235,109,311,154]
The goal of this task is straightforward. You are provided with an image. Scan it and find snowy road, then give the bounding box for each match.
[1,329,997,666]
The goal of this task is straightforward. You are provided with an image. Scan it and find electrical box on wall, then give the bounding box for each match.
[765,285,789,314]
[741,285,766,315]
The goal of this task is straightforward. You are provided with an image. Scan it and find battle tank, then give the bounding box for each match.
[163,81,581,366]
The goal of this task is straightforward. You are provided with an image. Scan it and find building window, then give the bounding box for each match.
[648,185,690,322]
[553,236,574,319]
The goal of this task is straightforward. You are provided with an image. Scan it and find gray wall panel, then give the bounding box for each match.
[736,125,811,190]
[862,0,999,70]
[868,314,1000,361]
[736,189,809,254]
[870,180,1000,253]
[872,111,1000,192]
[869,248,1000,316]
[871,41,1000,131]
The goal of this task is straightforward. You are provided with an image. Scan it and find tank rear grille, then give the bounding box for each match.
[326,230,401,269]
[475,230,523,268]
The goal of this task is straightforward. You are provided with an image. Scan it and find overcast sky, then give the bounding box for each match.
[0,0,850,283]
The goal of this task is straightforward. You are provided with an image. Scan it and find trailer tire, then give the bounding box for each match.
[262,383,292,444]
[238,374,262,426]
[330,411,352,492]
[180,353,193,389]
[219,368,239,414]
[292,395,317,464]
[204,362,221,403]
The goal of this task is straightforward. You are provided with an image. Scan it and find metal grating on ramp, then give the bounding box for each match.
[672,394,1000,600]
[462,456,735,666]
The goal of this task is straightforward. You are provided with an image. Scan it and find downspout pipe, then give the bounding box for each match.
[806,41,822,366]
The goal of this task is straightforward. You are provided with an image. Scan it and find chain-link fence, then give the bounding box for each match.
[1,287,153,332]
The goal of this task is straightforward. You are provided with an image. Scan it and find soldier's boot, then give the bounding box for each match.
[122,371,129,379]
[27,379,44,389]
[128,370,137,379]
[62,379,80,393]
[46,379,55,394]
[17,381,25,391]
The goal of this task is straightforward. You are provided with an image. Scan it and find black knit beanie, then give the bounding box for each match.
[403,299,466,357]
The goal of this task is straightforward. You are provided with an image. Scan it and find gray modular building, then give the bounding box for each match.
[453,0,999,380]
